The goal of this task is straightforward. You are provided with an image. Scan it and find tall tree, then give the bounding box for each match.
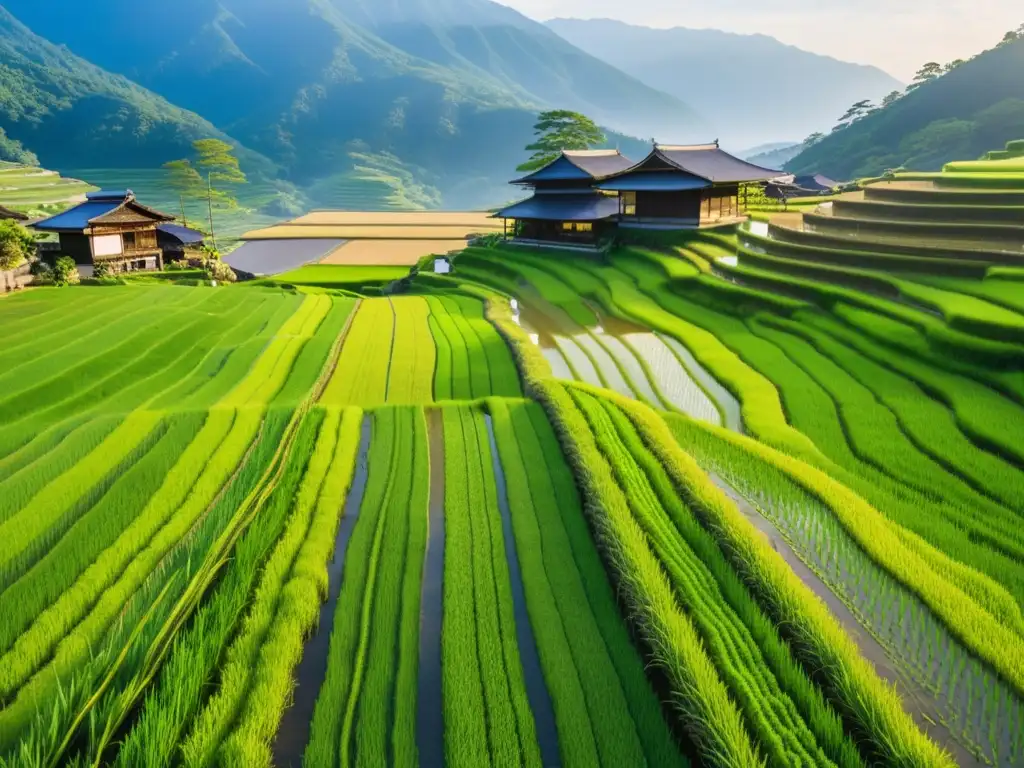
[881,90,902,108]
[944,59,967,72]
[834,100,874,131]
[803,132,826,147]
[907,62,944,90]
[165,139,248,246]
[517,110,606,172]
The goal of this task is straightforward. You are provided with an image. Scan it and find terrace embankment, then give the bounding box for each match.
[271,415,372,767]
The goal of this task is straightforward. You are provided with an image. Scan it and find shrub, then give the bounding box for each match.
[92,262,112,279]
[51,256,80,287]
[205,258,236,284]
[0,220,35,272]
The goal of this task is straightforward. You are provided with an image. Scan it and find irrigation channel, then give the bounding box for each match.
[484,413,561,767]
[417,409,446,768]
[272,417,373,767]
[511,298,741,430]
[698,449,1022,766]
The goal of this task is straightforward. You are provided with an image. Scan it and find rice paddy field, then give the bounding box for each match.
[1,147,1023,768]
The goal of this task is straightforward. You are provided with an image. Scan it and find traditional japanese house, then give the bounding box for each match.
[596,142,782,229]
[493,150,634,248]
[32,190,176,272]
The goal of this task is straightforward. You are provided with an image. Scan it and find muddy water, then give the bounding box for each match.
[417,410,446,768]
[708,470,991,767]
[511,300,577,381]
[271,416,373,768]
[484,414,561,767]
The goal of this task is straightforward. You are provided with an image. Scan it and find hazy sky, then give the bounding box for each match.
[499,0,1022,80]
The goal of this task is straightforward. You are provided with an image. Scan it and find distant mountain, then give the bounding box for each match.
[3,0,708,208]
[745,144,803,170]
[0,7,267,173]
[738,142,798,161]
[545,18,903,149]
[786,37,1024,180]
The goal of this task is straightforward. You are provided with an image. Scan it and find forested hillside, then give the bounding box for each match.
[0,8,266,172]
[787,36,1024,179]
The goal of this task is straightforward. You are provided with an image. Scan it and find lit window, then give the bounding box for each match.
[562,222,573,231]
[577,222,593,232]
[622,191,637,216]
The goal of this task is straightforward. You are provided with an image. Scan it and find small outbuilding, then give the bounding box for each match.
[32,190,178,272]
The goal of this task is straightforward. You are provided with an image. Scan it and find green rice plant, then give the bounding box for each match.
[440,297,494,399]
[110,410,327,768]
[819,305,1024,469]
[304,407,428,768]
[761,314,1024,515]
[427,296,472,399]
[212,407,364,768]
[429,313,454,400]
[0,414,122,521]
[0,409,164,591]
[671,413,1024,765]
[441,405,541,768]
[528,380,760,767]
[571,386,858,768]
[321,298,395,407]
[0,412,205,661]
[387,297,437,404]
[304,409,399,767]
[269,296,357,406]
[658,409,1024,697]
[0,408,238,711]
[488,397,686,767]
[0,415,88,483]
[626,332,725,423]
[602,390,956,766]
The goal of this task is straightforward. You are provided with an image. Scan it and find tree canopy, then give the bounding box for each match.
[164,138,248,212]
[0,219,35,272]
[517,110,606,172]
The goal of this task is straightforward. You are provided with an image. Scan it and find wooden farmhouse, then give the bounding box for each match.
[495,142,782,248]
[33,190,202,272]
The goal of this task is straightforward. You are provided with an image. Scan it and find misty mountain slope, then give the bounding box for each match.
[0,7,267,171]
[546,17,903,148]
[787,37,1024,179]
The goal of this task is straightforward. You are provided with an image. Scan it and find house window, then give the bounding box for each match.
[562,222,574,231]
[123,231,137,250]
[622,191,637,217]
[576,222,593,232]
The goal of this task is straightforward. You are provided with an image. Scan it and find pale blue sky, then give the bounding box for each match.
[500,0,1021,79]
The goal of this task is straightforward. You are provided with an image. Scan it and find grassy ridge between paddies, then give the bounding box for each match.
[487,397,686,768]
[269,265,411,290]
[0,293,340,757]
[305,406,428,767]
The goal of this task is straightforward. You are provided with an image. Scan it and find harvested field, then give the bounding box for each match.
[244,225,495,241]
[319,239,464,266]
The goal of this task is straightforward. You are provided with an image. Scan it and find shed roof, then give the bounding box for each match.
[33,190,175,233]
[493,192,620,221]
[603,143,782,186]
[512,150,635,185]
[158,223,206,244]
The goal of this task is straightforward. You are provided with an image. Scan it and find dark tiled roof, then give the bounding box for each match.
[493,192,620,221]
[655,144,782,183]
[596,172,709,192]
[512,150,634,184]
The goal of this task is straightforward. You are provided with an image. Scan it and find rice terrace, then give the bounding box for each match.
[2,132,1024,768]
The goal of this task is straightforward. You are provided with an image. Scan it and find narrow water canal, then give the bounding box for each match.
[271,416,373,767]
[416,409,446,767]
[484,414,562,767]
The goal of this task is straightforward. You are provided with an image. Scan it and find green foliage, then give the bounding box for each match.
[0,128,36,166]
[51,255,78,286]
[517,110,607,172]
[0,219,34,271]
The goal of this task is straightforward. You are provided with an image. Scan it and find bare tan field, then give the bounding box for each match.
[290,211,502,229]
[318,240,465,266]
[244,225,495,240]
